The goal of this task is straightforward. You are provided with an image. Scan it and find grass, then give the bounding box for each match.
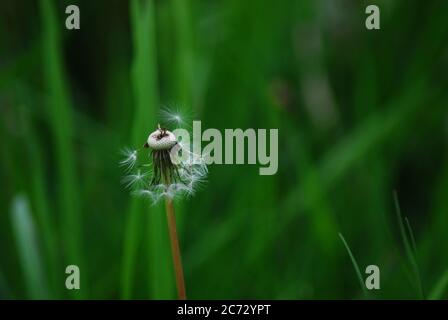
[394,192,424,299]
[339,233,368,299]
[338,194,429,300]
[429,270,448,300]
[121,0,173,299]
[39,0,84,299]
[17,97,59,296]
[10,194,49,299]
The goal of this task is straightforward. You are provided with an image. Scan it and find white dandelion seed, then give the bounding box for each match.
[121,169,149,190]
[159,107,193,129]
[133,188,164,204]
[119,148,138,171]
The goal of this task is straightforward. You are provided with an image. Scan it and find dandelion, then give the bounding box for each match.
[120,121,207,300]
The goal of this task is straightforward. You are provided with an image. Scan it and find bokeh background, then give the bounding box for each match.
[1,0,448,299]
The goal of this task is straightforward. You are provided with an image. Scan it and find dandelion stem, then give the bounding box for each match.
[165,198,186,299]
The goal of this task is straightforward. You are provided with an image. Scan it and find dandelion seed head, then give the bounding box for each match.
[121,119,208,204]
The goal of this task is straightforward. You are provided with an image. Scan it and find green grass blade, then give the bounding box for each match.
[404,217,419,262]
[17,93,60,297]
[39,0,84,298]
[429,270,448,300]
[121,0,173,299]
[121,200,142,299]
[338,233,367,299]
[394,191,424,299]
[171,0,194,107]
[0,268,13,299]
[10,194,49,299]
[404,217,424,298]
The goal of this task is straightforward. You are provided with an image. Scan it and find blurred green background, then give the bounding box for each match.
[1,0,448,299]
